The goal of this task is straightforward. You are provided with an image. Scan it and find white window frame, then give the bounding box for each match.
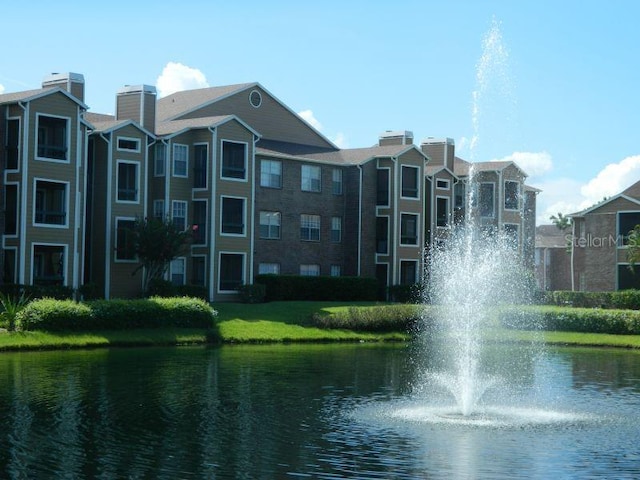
[218,251,246,293]
[376,167,391,207]
[154,143,167,177]
[504,180,520,211]
[33,177,69,228]
[399,259,418,285]
[220,196,247,237]
[193,142,209,190]
[170,257,186,285]
[376,215,390,255]
[435,195,450,228]
[114,216,137,263]
[153,199,165,219]
[220,140,248,182]
[171,200,188,231]
[31,242,67,286]
[401,165,420,200]
[260,159,282,188]
[116,136,141,153]
[300,214,321,242]
[258,263,280,275]
[5,117,20,171]
[191,199,208,246]
[191,254,207,286]
[331,216,342,243]
[436,178,451,190]
[301,165,321,192]
[399,212,420,246]
[4,182,19,237]
[503,222,520,249]
[259,211,281,239]
[3,247,17,283]
[173,143,188,178]
[35,113,71,163]
[116,160,140,204]
[479,182,496,218]
[300,264,320,276]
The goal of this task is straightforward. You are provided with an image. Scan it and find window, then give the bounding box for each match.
[300,214,321,241]
[454,183,465,210]
[153,199,165,219]
[193,144,208,189]
[332,168,343,195]
[4,184,17,235]
[400,214,418,245]
[330,265,341,277]
[401,166,419,198]
[259,263,280,275]
[221,197,245,235]
[400,260,417,285]
[260,159,282,188]
[479,183,495,218]
[260,211,281,239]
[5,118,19,170]
[37,114,68,161]
[618,212,640,246]
[115,219,136,261]
[155,143,166,176]
[117,137,140,152]
[117,161,138,202]
[504,181,519,210]
[331,217,342,243]
[172,201,187,231]
[173,144,188,177]
[301,165,321,192]
[33,245,65,285]
[3,248,16,284]
[192,256,206,286]
[503,223,519,249]
[222,141,246,179]
[170,258,186,285]
[219,253,244,291]
[436,178,451,190]
[377,169,390,206]
[300,264,320,276]
[35,180,67,226]
[376,217,389,254]
[192,201,207,245]
[436,197,449,227]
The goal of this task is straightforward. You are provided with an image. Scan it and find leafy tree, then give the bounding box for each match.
[130,217,194,294]
[550,212,571,230]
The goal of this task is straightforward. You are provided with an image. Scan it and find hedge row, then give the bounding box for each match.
[255,275,378,302]
[313,304,423,332]
[502,305,640,335]
[16,297,217,331]
[542,290,640,310]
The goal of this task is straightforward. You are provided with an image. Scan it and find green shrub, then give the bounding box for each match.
[387,284,425,303]
[175,284,209,300]
[542,290,640,310]
[255,275,378,302]
[0,291,31,331]
[16,297,217,331]
[147,278,176,297]
[79,282,103,300]
[237,284,266,303]
[313,304,423,332]
[501,305,640,335]
[0,283,74,300]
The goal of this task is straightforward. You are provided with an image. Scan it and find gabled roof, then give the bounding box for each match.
[535,225,569,249]
[425,164,457,178]
[256,141,427,166]
[0,86,88,110]
[570,193,640,217]
[453,156,528,178]
[85,112,155,138]
[622,179,640,199]
[156,83,256,122]
[156,114,260,139]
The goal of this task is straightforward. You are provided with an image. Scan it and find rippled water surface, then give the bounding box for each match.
[1,344,639,479]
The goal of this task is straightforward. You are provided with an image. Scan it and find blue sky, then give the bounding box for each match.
[4,0,640,224]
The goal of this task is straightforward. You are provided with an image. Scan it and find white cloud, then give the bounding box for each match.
[0,84,4,94]
[155,62,209,98]
[493,151,553,178]
[298,109,323,131]
[533,177,585,226]
[580,155,640,206]
[332,132,349,149]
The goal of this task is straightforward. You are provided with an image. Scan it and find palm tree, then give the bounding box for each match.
[550,212,571,230]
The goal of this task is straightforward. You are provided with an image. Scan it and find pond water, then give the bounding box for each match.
[0,343,639,479]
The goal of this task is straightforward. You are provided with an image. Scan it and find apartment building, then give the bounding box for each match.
[0,72,538,300]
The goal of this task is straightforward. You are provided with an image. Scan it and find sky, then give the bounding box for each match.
[3,0,640,225]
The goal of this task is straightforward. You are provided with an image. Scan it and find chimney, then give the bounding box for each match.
[420,137,455,170]
[42,72,85,102]
[378,130,414,146]
[116,84,157,134]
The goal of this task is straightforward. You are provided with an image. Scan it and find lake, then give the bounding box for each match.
[1,343,639,479]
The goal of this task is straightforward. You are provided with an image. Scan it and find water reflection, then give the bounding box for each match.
[0,344,638,478]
